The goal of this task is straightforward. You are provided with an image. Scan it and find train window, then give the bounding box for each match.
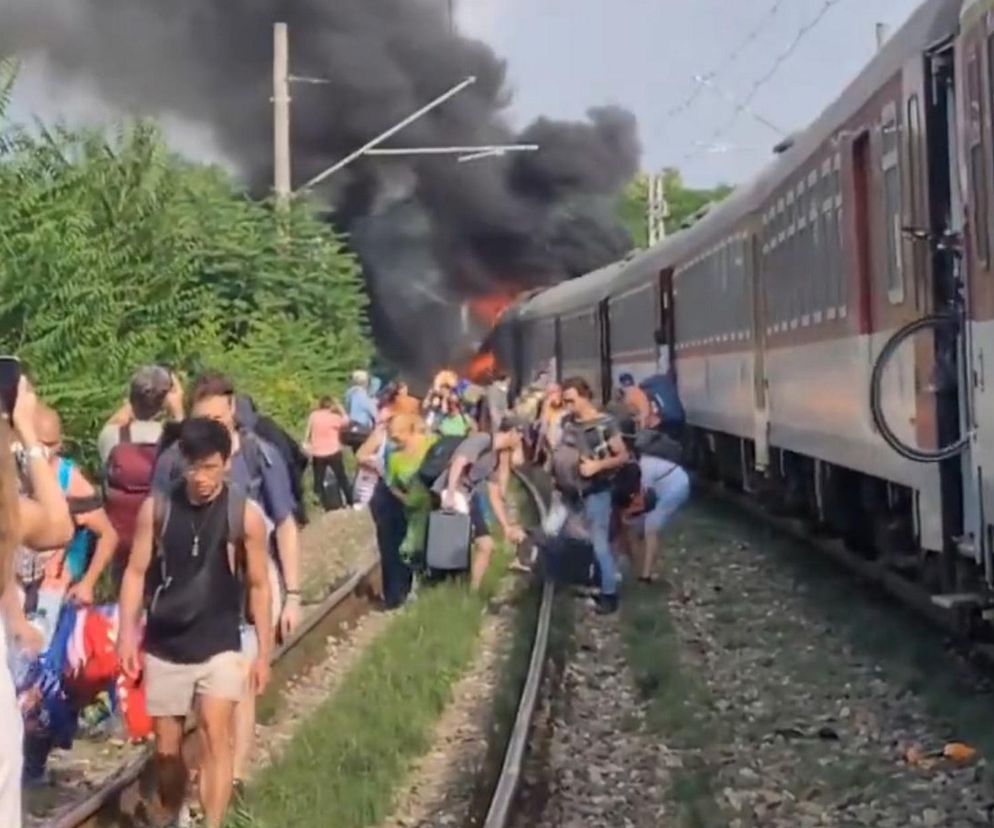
[834,153,846,316]
[881,102,904,304]
[906,95,921,229]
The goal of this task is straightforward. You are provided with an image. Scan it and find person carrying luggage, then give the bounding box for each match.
[431,417,526,590]
[358,421,410,607]
[560,377,630,615]
[383,413,436,574]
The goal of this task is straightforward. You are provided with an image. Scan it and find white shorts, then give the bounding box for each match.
[145,651,247,717]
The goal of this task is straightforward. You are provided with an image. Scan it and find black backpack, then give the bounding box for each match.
[635,429,684,465]
[253,414,309,525]
[418,436,468,488]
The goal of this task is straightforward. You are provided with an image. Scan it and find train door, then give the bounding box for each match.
[957,32,994,588]
[926,40,977,590]
[598,299,612,404]
[749,232,770,470]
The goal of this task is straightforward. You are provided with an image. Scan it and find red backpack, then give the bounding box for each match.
[103,425,158,565]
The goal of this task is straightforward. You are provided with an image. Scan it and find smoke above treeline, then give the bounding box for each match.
[0,0,640,373]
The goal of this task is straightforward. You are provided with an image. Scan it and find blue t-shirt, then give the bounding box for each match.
[344,386,377,429]
[152,435,296,526]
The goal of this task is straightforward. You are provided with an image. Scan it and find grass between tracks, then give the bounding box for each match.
[620,522,727,828]
[234,551,512,828]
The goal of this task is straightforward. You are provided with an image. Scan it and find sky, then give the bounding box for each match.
[8,0,928,190]
[455,0,926,187]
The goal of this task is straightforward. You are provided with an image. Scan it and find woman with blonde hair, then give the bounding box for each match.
[0,377,74,826]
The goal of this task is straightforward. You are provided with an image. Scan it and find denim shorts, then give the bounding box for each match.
[644,467,691,533]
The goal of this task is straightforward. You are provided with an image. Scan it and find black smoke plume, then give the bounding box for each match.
[0,0,640,373]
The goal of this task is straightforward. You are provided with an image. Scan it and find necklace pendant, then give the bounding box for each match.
[192,536,200,558]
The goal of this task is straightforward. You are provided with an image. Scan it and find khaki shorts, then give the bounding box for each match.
[144,651,247,717]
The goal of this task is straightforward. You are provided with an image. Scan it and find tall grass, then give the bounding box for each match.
[237,551,509,828]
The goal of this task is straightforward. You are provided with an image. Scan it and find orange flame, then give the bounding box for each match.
[467,351,497,384]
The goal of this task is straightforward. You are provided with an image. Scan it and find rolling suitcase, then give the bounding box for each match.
[426,509,472,572]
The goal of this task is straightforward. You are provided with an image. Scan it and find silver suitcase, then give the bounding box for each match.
[426,510,472,571]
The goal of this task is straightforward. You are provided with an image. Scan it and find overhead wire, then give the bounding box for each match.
[664,0,789,121]
[687,0,848,160]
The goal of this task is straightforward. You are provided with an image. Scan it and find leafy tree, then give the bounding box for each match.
[616,168,734,248]
[616,173,649,250]
[0,89,369,466]
[662,168,733,234]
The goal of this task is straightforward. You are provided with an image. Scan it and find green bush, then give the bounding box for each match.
[0,60,369,465]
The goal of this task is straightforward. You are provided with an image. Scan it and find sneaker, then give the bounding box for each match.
[594,594,619,615]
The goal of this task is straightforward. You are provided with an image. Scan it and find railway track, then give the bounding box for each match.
[48,557,381,828]
[482,468,555,828]
[696,475,994,651]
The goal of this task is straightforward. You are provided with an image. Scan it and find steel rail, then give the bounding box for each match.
[483,469,555,828]
[52,555,381,828]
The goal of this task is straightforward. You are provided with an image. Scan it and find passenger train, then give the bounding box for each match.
[487,0,994,628]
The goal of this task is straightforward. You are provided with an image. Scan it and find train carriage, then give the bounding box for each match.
[490,0,994,619]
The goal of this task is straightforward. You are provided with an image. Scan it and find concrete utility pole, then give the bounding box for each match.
[273,22,292,210]
[647,172,669,246]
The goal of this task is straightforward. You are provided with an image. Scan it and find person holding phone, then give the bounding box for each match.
[0,372,74,828]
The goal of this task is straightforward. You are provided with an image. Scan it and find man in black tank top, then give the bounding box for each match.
[117,418,272,828]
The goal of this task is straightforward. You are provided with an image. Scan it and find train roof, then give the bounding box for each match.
[517,256,636,320]
[510,0,962,322]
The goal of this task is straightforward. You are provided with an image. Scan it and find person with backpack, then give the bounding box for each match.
[615,427,691,584]
[640,370,685,440]
[34,405,118,607]
[151,371,300,798]
[117,418,272,828]
[100,365,183,583]
[236,395,309,525]
[342,370,378,451]
[560,377,630,615]
[431,417,526,590]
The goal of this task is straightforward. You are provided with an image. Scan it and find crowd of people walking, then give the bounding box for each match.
[0,354,689,827]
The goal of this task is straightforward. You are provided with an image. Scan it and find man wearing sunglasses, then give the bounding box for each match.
[560,377,629,614]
